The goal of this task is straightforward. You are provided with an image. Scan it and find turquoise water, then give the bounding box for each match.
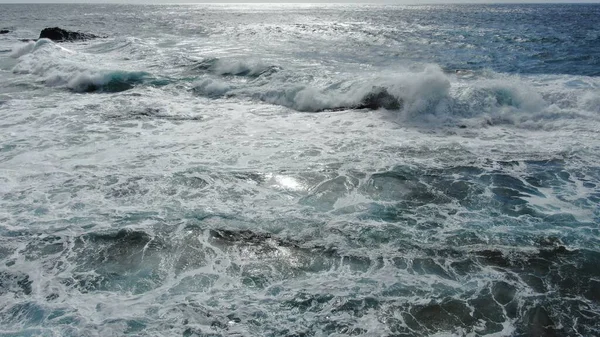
[0,4,599,336]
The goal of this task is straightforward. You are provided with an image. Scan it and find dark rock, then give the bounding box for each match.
[39,27,98,42]
[357,86,403,110]
[0,29,10,34]
[312,86,403,112]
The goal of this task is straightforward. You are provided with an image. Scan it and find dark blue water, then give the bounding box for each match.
[2,3,600,76]
[402,4,600,76]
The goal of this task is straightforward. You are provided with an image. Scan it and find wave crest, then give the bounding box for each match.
[11,38,165,93]
[193,57,280,77]
[192,64,449,113]
[55,70,151,93]
[191,78,231,98]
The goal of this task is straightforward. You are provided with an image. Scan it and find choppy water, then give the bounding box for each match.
[1,3,599,336]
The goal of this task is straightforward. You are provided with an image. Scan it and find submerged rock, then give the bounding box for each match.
[39,27,98,42]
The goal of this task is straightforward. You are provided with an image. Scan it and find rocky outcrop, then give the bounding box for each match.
[356,86,403,110]
[315,86,404,112]
[39,27,98,42]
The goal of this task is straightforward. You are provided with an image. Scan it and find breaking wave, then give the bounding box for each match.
[53,70,153,93]
[189,62,600,129]
[8,39,600,127]
[2,4,600,337]
[9,38,58,58]
[191,65,448,113]
[192,57,281,77]
[191,77,231,98]
[10,38,168,92]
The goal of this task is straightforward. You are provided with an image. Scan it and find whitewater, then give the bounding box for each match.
[0,3,599,336]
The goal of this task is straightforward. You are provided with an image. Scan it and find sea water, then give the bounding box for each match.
[0,4,599,336]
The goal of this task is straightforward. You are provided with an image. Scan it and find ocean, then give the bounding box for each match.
[0,3,599,336]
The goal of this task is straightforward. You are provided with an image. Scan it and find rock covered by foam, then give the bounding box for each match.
[356,86,403,110]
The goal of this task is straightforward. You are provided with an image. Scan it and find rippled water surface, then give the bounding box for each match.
[0,4,599,336]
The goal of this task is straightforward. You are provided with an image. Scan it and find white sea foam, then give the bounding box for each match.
[1,5,599,336]
[190,63,573,128]
[9,38,598,129]
[580,91,600,113]
[194,64,451,113]
[11,38,153,92]
[9,40,35,58]
[211,58,275,76]
[192,77,231,97]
